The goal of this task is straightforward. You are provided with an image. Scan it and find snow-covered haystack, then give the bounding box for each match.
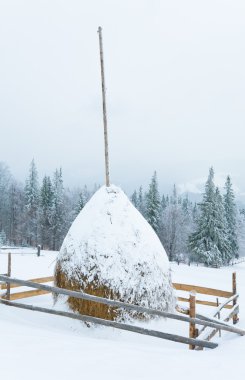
[55,185,175,321]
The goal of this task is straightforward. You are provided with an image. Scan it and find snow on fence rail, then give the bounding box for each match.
[173,282,234,309]
[0,254,238,311]
[195,273,240,349]
[174,272,241,350]
[0,297,218,349]
[0,254,243,350]
[0,274,244,351]
[174,272,239,321]
[0,276,234,309]
[0,246,41,255]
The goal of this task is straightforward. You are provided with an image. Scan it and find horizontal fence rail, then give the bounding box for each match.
[1,276,234,309]
[177,297,233,309]
[0,254,243,350]
[0,276,54,290]
[173,283,233,298]
[197,293,240,347]
[7,289,50,300]
[0,298,218,349]
[0,275,244,337]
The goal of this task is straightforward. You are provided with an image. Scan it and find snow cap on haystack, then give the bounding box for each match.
[55,185,175,320]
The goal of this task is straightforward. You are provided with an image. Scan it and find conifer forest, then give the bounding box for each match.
[0,160,244,266]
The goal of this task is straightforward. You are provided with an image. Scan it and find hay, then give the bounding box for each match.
[54,263,159,321]
[54,263,120,321]
[54,185,176,322]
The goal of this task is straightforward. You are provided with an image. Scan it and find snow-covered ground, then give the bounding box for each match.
[0,250,244,380]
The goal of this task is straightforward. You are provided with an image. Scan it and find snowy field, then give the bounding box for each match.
[0,250,244,380]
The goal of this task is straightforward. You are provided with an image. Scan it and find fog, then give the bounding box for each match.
[0,0,244,195]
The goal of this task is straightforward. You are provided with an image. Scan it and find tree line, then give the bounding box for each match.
[0,160,98,250]
[131,169,245,266]
[0,160,244,266]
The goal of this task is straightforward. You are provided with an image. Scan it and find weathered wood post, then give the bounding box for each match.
[232,272,238,324]
[98,26,110,187]
[37,245,41,257]
[6,252,11,300]
[189,290,196,350]
[216,297,221,337]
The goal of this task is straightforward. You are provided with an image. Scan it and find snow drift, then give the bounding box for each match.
[55,185,175,320]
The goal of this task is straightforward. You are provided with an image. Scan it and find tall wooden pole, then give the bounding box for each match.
[98,26,110,187]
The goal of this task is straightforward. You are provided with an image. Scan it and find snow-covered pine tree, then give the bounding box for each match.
[0,162,12,239]
[138,186,146,217]
[9,181,25,246]
[213,187,232,264]
[40,175,53,249]
[237,209,245,257]
[181,194,195,261]
[76,191,85,214]
[0,229,7,246]
[24,159,40,246]
[51,168,65,250]
[74,185,100,217]
[131,190,138,208]
[192,202,199,224]
[161,185,179,261]
[223,176,239,259]
[82,185,90,203]
[145,171,161,233]
[161,194,168,210]
[189,167,224,266]
[160,185,190,262]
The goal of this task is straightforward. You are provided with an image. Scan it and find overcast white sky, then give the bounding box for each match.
[0,0,245,195]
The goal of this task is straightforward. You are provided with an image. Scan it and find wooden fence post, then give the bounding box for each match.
[189,291,196,350]
[6,252,11,300]
[232,272,239,324]
[216,298,221,337]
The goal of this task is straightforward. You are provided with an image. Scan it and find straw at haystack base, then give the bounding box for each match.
[54,185,176,322]
[55,263,119,320]
[54,261,175,321]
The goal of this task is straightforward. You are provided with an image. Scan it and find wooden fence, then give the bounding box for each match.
[173,272,238,319]
[0,253,244,350]
[173,272,241,349]
[0,273,244,350]
[1,254,236,310]
[0,277,235,310]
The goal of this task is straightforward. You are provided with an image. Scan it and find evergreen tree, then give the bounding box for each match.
[237,209,245,257]
[24,159,39,246]
[161,194,168,210]
[189,168,231,266]
[223,176,239,259]
[145,171,161,233]
[131,190,138,208]
[9,181,25,246]
[82,185,90,203]
[40,175,53,249]
[160,185,189,261]
[138,186,146,216]
[51,168,65,250]
[181,195,195,261]
[0,229,7,246]
[213,187,232,264]
[192,202,199,223]
[0,163,12,238]
[76,191,85,214]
